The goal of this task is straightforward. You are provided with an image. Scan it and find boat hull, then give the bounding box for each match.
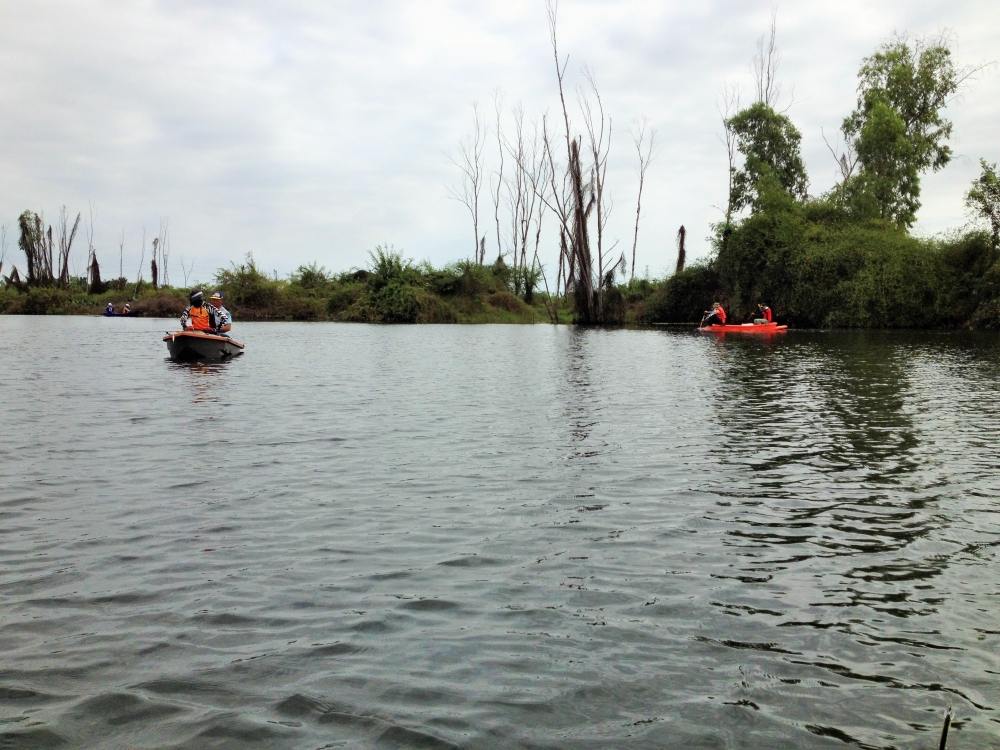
[163,330,245,361]
[699,323,787,334]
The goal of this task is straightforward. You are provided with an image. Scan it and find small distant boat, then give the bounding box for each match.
[103,311,140,317]
[699,322,788,334]
[163,330,245,361]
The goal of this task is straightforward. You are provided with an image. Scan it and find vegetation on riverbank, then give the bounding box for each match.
[0,248,581,324]
[2,224,998,328]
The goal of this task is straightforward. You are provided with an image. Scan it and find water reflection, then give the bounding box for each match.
[561,328,597,451]
[691,330,997,735]
[167,360,231,404]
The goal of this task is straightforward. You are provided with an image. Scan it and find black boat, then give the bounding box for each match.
[163,330,245,361]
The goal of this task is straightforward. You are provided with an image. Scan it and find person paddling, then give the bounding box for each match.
[180,290,217,332]
[755,303,772,323]
[702,302,727,327]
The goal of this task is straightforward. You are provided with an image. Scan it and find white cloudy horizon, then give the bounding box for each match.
[1,0,997,287]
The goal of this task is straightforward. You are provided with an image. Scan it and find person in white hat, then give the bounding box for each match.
[208,291,232,334]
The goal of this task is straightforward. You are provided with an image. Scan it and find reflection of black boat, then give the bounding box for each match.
[163,330,245,361]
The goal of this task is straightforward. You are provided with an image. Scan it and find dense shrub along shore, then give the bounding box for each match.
[0,251,576,325]
[2,221,999,329]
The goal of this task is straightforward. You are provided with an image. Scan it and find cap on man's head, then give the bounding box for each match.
[210,292,223,301]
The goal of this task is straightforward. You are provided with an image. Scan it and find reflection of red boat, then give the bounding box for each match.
[699,322,788,334]
[163,330,245,361]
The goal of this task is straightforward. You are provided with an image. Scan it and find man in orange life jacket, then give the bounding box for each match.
[755,303,773,323]
[180,290,219,332]
[703,301,727,327]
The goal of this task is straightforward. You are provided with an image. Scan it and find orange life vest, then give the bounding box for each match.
[188,304,212,330]
[716,306,727,324]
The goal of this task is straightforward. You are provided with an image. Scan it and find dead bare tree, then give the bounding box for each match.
[0,224,7,280]
[134,228,146,297]
[822,126,859,186]
[447,103,487,264]
[675,225,687,275]
[580,68,614,293]
[88,252,104,294]
[719,84,741,236]
[180,257,195,287]
[542,0,625,323]
[151,237,160,289]
[503,106,552,302]
[18,210,52,285]
[543,0,599,320]
[119,229,125,280]
[753,10,781,107]
[630,121,655,280]
[86,203,101,294]
[56,206,81,287]
[490,90,506,262]
[157,219,170,286]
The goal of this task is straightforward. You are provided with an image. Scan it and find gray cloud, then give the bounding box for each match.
[1,0,997,284]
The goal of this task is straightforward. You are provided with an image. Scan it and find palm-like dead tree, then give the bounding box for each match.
[675,225,687,275]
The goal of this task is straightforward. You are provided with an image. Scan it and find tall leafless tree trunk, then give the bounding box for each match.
[719,84,740,243]
[630,121,655,280]
[545,0,600,322]
[490,90,506,263]
[86,204,100,293]
[0,225,7,281]
[581,68,611,291]
[675,225,687,275]
[503,104,551,299]
[157,219,170,286]
[56,206,81,287]
[151,237,159,289]
[134,228,146,297]
[753,10,781,107]
[88,253,103,294]
[448,103,486,264]
[180,257,195,287]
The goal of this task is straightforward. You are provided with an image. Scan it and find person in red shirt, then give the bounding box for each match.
[703,302,727,327]
[756,303,773,323]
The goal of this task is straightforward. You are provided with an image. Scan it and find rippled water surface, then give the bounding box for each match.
[1,316,999,749]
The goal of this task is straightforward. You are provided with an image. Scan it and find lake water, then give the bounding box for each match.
[1,315,998,749]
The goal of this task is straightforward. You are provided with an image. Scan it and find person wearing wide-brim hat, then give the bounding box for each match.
[208,291,232,334]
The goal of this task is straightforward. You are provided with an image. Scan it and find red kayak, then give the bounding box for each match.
[699,322,787,334]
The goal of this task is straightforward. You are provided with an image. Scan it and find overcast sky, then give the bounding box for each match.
[1,0,997,285]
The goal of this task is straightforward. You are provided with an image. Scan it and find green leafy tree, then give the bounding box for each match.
[839,101,920,224]
[966,159,1000,247]
[841,37,962,227]
[726,102,808,213]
